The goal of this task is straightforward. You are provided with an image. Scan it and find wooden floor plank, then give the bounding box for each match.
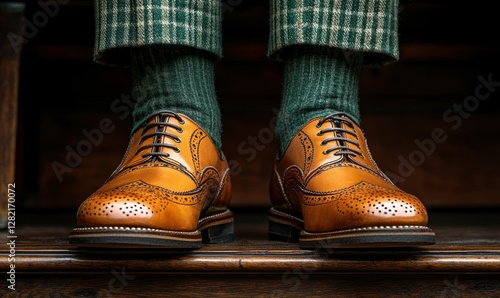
[1,211,499,273]
[2,211,500,296]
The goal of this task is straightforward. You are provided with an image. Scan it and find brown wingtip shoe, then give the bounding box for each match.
[70,111,233,248]
[269,113,436,248]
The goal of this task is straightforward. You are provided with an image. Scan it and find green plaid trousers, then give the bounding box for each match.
[94,0,399,66]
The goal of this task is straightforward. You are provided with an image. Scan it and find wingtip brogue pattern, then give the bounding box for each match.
[269,113,436,248]
[70,111,234,248]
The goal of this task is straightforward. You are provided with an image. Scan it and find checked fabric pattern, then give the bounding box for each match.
[269,0,400,65]
[94,0,222,65]
[94,0,399,66]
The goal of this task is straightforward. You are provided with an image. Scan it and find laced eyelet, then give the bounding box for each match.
[135,112,187,157]
[314,113,365,159]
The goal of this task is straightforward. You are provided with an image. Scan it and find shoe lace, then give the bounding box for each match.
[316,113,364,158]
[136,111,185,159]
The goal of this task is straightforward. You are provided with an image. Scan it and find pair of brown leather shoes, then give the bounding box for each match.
[70,111,435,248]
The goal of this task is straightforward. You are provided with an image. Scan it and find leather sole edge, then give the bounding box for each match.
[268,207,436,249]
[69,210,234,248]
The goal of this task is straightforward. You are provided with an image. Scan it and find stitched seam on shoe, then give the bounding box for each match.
[198,209,232,224]
[298,181,413,206]
[298,131,313,174]
[299,180,369,196]
[190,129,206,180]
[92,181,204,205]
[111,161,195,184]
[270,208,304,223]
[303,225,431,235]
[73,226,199,235]
[306,162,382,186]
[208,167,230,207]
[274,167,295,210]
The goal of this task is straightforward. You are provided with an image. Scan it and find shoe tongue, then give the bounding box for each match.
[324,115,347,139]
[147,114,178,135]
[154,113,170,128]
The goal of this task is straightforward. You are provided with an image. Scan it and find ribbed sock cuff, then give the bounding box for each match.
[276,46,363,155]
[130,45,222,151]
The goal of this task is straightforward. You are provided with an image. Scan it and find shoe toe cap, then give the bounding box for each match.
[76,181,202,231]
[302,181,429,232]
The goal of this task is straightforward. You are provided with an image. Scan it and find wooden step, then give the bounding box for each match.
[1,210,500,297]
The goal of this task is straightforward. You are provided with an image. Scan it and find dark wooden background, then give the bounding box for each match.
[13,0,500,211]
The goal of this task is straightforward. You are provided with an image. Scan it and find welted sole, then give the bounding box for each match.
[268,208,436,249]
[69,210,234,249]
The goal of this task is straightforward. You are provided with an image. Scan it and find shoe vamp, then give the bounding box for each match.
[304,164,396,193]
[97,163,199,193]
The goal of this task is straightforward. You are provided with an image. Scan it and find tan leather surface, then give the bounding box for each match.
[270,114,429,233]
[76,112,231,231]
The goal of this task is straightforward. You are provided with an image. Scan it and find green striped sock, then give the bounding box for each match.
[130,45,222,151]
[275,46,363,155]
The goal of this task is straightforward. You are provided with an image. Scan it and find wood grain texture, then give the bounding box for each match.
[1,211,500,297]
[4,274,500,298]
[0,3,24,228]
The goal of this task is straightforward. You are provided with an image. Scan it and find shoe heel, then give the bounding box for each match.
[202,221,234,244]
[268,220,300,243]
